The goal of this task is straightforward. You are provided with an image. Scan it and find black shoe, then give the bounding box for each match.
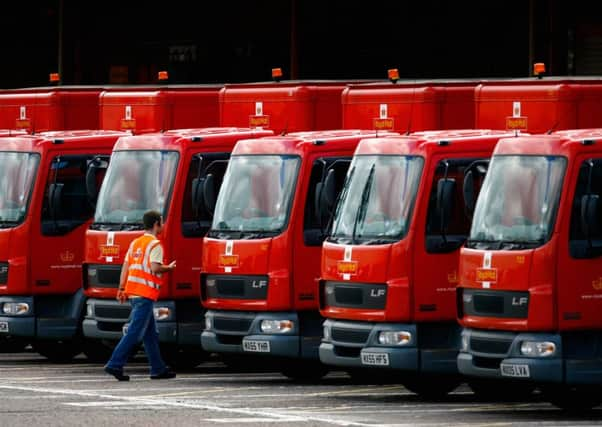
[150,368,176,380]
[104,366,130,381]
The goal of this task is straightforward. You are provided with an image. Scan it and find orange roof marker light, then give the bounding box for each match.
[271,67,283,82]
[533,62,546,79]
[49,73,60,83]
[158,70,169,81]
[388,68,400,84]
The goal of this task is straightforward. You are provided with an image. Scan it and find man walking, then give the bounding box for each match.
[104,210,176,381]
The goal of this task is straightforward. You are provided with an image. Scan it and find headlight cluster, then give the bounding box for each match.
[153,307,171,321]
[378,331,411,346]
[260,319,294,334]
[520,341,556,357]
[2,302,29,316]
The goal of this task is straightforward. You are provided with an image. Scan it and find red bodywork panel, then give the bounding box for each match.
[458,129,602,332]
[83,128,273,300]
[100,87,221,134]
[475,82,602,133]
[342,82,476,132]
[219,83,348,134]
[0,90,101,132]
[320,130,514,323]
[202,130,398,312]
[0,130,127,296]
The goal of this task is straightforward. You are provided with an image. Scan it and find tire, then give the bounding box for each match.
[543,385,602,411]
[82,340,114,363]
[280,361,329,382]
[468,379,536,401]
[34,339,82,363]
[402,375,460,399]
[161,346,208,369]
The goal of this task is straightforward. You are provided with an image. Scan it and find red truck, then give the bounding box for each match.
[200,130,397,378]
[319,130,514,395]
[99,86,222,134]
[82,127,273,366]
[457,129,602,409]
[0,130,127,361]
[219,82,350,134]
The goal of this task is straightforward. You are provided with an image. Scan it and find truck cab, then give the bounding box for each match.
[82,128,272,366]
[457,129,602,409]
[319,130,513,396]
[0,130,127,361]
[201,130,396,378]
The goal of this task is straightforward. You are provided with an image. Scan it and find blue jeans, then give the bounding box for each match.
[106,297,167,376]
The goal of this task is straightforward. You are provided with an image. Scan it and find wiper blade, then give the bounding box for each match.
[352,164,375,244]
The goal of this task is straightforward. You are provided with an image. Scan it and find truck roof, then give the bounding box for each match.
[112,127,273,152]
[494,129,602,156]
[354,129,515,156]
[0,130,128,152]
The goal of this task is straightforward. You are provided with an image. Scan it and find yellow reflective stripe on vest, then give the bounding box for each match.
[127,275,161,290]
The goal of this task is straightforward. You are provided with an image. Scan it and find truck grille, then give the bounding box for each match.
[203,275,269,300]
[0,263,8,284]
[473,294,504,314]
[322,282,387,310]
[95,305,131,320]
[213,317,252,333]
[461,289,529,319]
[331,328,370,344]
[335,287,363,305]
[87,264,121,289]
[470,337,512,355]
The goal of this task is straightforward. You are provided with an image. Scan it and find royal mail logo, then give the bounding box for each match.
[447,270,459,284]
[219,254,239,268]
[120,119,137,130]
[337,260,358,276]
[506,116,528,131]
[15,119,31,130]
[100,245,120,258]
[133,248,143,260]
[593,277,602,291]
[249,115,269,128]
[60,251,75,262]
[476,268,497,283]
[373,118,395,131]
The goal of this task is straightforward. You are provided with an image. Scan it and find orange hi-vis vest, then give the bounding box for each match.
[124,234,163,301]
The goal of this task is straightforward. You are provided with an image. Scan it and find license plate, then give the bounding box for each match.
[242,339,270,353]
[361,352,390,366]
[500,363,530,378]
[0,321,8,333]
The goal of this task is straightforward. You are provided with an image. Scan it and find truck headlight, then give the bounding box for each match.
[2,302,30,315]
[153,307,171,321]
[323,325,331,341]
[461,334,469,352]
[205,316,212,330]
[520,341,556,357]
[378,331,411,346]
[86,304,94,317]
[260,320,294,334]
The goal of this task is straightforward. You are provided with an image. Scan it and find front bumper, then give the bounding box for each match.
[0,295,81,340]
[202,310,319,359]
[83,298,203,345]
[457,329,601,385]
[319,319,459,374]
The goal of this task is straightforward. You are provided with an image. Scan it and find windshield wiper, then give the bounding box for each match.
[352,164,375,244]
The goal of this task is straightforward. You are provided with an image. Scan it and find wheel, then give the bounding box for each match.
[161,346,208,369]
[280,361,329,382]
[402,375,460,399]
[543,384,602,411]
[34,339,82,363]
[468,379,536,401]
[82,339,114,363]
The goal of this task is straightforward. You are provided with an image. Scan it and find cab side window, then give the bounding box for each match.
[569,159,602,259]
[42,155,100,236]
[303,157,351,246]
[181,152,230,238]
[425,158,486,253]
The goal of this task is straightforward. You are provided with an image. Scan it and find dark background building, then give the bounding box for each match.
[1,0,601,88]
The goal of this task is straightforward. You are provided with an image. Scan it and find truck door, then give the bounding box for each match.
[558,156,602,329]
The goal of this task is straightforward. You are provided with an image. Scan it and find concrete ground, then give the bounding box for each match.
[0,352,600,426]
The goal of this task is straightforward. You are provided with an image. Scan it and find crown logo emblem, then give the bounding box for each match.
[60,251,75,262]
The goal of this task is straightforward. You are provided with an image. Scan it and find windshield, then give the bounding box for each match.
[94,151,179,225]
[470,155,566,245]
[0,152,40,224]
[212,155,300,233]
[330,155,424,242]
